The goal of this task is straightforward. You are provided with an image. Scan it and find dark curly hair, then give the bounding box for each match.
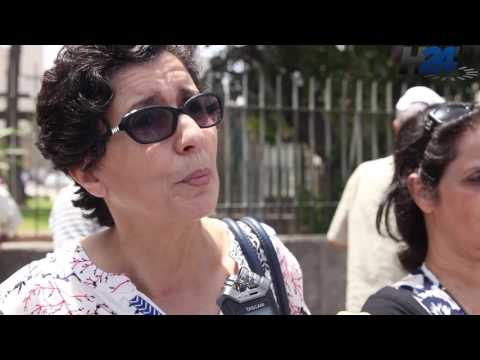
[377,103,480,273]
[36,45,203,227]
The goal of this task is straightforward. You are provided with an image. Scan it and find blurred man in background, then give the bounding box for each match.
[49,181,106,249]
[327,86,445,312]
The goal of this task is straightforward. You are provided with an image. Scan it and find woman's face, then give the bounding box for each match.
[427,122,480,257]
[94,51,220,223]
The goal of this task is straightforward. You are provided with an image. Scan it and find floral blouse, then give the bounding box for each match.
[0,222,310,315]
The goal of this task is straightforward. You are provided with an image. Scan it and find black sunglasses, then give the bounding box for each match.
[109,92,223,144]
[424,103,477,132]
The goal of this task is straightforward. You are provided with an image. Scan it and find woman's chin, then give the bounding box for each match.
[177,196,219,220]
[167,183,219,220]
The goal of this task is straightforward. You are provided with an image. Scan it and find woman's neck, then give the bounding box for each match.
[83,216,232,298]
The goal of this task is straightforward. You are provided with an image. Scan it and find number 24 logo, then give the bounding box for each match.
[419,46,458,75]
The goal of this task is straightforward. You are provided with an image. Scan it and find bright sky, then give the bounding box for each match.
[42,45,62,70]
[0,44,63,71]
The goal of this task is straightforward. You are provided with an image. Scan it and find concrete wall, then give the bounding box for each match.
[0,235,347,315]
[279,235,346,315]
[0,241,52,282]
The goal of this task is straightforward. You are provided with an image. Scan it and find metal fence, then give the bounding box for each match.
[4,70,480,237]
[210,70,480,233]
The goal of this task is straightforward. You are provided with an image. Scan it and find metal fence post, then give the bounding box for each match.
[241,72,249,211]
[370,81,379,159]
[258,68,266,218]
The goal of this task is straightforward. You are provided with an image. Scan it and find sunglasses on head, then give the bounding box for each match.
[424,103,477,133]
[109,92,223,144]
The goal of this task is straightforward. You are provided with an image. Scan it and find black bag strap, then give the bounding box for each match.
[224,217,290,315]
[240,217,290,315]
[223,217,263,275]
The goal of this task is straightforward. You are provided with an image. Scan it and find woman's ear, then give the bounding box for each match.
[407,172,435,214]
[68,165,106,199]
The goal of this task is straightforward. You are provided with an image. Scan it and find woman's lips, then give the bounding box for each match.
[179,168,211,186]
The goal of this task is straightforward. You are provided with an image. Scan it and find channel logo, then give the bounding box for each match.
[395,46,480,81]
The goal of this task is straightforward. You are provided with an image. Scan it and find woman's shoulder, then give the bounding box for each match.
[361,266,465,315]
[259,223,302,275]
[0,244,89,314]
[386,266,466,315]
[361,285,429,315]
[263,223,309,314]
[362,269,433,315]
[234,221,302,276]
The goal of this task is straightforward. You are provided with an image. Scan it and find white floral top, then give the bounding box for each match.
[0,223,309,315]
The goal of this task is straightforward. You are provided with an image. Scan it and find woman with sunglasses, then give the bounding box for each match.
[362,102,480,315]
[0,46,309,315]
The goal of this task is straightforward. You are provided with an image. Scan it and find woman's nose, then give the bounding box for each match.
[174,114,204,154]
